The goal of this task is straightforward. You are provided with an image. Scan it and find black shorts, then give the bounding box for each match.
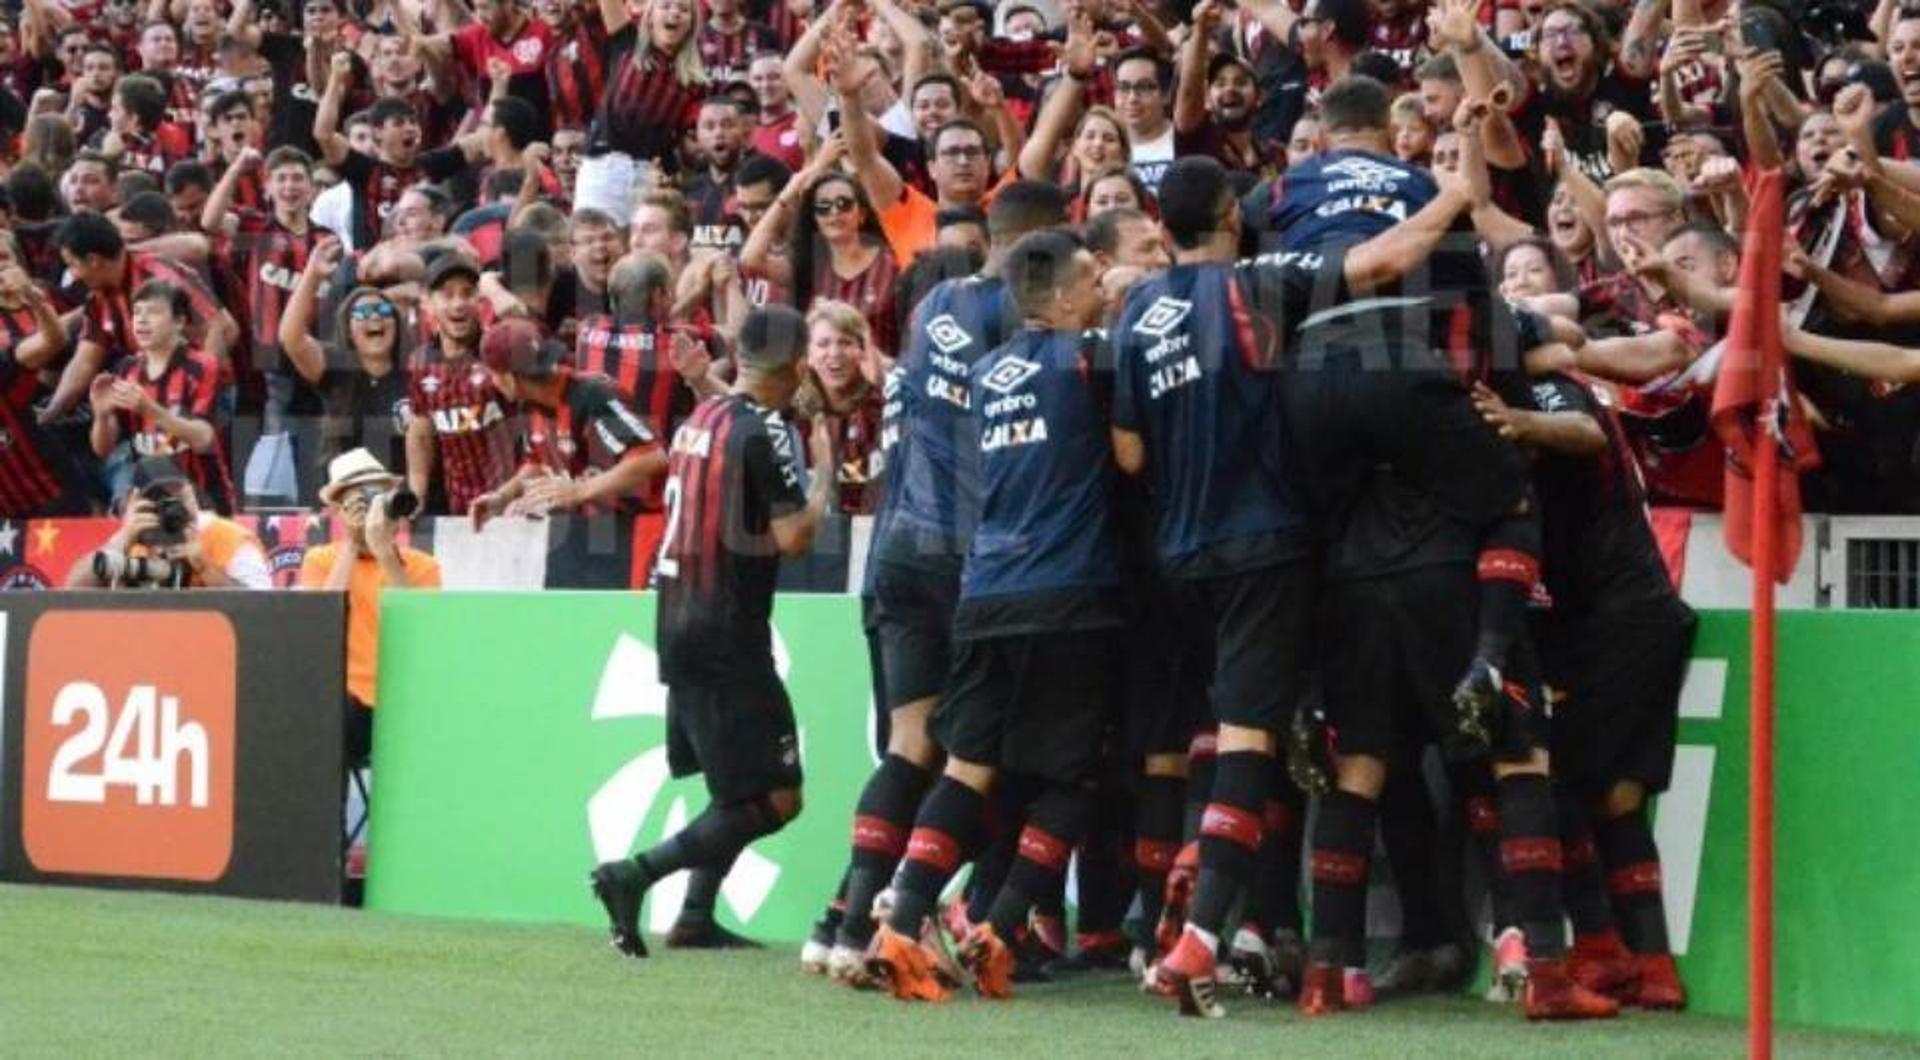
[933,630,1117,783]
[1165,560,1315,732]
[1539,603,1697,794]
[867,559,961,711]
[666,670,803,803]
[1323,566,1548,764]
[1283,337,1527,535]
[1123,574,1211,757]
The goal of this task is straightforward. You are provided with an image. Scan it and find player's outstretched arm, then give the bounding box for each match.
[1785,324,1920,384]
[771,418,838,556]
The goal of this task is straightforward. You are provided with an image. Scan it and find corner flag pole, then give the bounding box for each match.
[1749,408,1778,1060]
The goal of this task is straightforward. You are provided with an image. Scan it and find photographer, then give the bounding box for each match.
[68,457,271,589]
[298,449,442,763]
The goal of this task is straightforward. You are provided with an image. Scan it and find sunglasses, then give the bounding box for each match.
[813,196,857,217]
[350,300,398,322]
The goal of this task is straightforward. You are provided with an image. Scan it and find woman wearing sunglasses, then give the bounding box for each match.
[280,237,415,491]
[739,137,901,361]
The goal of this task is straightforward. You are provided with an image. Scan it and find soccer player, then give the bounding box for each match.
[589,305,835,959]
[1110,153,1493,1018]
[804,181,1070,981]
[865,227,1121,1001]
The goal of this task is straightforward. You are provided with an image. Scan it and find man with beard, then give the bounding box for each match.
[697,0,780,86]
[1175,1,1285,182]
[65,43,117,145]
[686,99,750,232]
[404,253,518,516]
[1506,1,1658,184]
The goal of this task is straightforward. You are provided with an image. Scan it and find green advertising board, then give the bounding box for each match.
[369,596,1920,1037]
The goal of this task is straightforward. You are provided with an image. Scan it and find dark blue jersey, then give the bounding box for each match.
[1111,254,1340,577]
[1271,149,1436,252]
[955,328,1125,636]
[870,275,1021,574]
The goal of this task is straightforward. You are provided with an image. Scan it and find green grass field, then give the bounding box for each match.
[3,884,1916,1058]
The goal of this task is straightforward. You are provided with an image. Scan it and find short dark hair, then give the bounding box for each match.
[491,97,542,150]
[1085,206,1153,258]
[367,96,420,128]
[930,119,988,155]
[897,245,983,328]
[1003,228,1088,318]
[484,167,526,200]
[115,74,168,132]
[935,204,987,231]
[1350,51,1406,90]
[208,88,253,122]
[499,227,555,293]
[56,210,126,259]
[735,154,793,192]
[81,42,119,65]
[571,206,623,233]
[911,73,962,105]
[164,160,213,195]
[1157,157,1234,250]
[122,191,177,233]
[736,304,809,372]
[1415,52,1461,85]
[8,165,57,221]
[132,279,191,319]
[1666,220,1740,257]
[1319,75,1394,134]
[117,171,160,201]
[264,145,315,173]
[1318,0,1372,50]
[986,179,1070,242]
[1113,47,1174,92]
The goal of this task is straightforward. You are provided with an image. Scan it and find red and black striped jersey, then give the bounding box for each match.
[653,392,808,683]
[214,158,267,215]
[571,314,704,436]
[797,385,883,513]
[0,303,41,363]
[79,253,224,363]
[519,369,661,511]
[108,124,192,177]
[546,11,612,132]
[758,0,808,50]
[223,212,319,377]
[813,248,900,359]
[696,20,780,85]
[407,343,518,516]
[591,28,708,168]
[335,146,471,251]
[114,347,236,513]
[0,359,65,515]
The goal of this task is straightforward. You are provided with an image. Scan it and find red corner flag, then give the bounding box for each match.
[1710,166,1819,583]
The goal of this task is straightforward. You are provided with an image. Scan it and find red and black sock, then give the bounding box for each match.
[1453,767,1516,931]
[1557,792,1616,939]
[1309,789,1376,967]
[1188,750,1270,939]
[636,795,785,885]
[839,754,934,945]
[1133,774,1185,933]
[1495,773,1567,959]
[1250,777,1305,936]
[1596,805,1671,954]
[1475,510,1541,669]
[966,780,1032,925]
[987,786,1093,942]
[886,778,986,936]
[1181,730,1218,840]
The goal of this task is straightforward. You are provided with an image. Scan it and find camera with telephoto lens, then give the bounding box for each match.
[144,484,193,545]
[361,486,418,521]
[91,550,187,588]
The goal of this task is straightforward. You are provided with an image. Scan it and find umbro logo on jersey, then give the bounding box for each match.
[980,356,1042,395]
[1133,297,1192,338]
[1323,156,1412,185]
[925,314,972,354]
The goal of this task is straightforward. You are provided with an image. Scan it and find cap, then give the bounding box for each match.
[424,251,482,291]
[132,455,187,491]
[1207,52,1256,83]
[479,316,562,378]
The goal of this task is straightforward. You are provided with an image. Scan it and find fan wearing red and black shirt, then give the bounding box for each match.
[314,52,485,252]
[697,0,780,86]
[0,260,88,515]
[96,73,192,178]
[1876,8,1920,161]
[579,255,725,440]
[542,0,612,133]
[1175,6,1286,182]
[403,0,559,138]
[87,280,235,513]
[469,317,667,524]
[589,304,834,960]
[589,0,709,173]
[404,253,518,516]
[42,212,236,421]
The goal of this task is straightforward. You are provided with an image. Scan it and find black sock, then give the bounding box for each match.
[1380,765,1447,949]
[1073,788,1130,937]
[1557,792,1615,940]
[1309,789,1376,967]
[887,778,986,936]
[1182,730,1218,840]
[1251,781,1305,936]
[1455,769,1516,931]
[1595,805,1671,955]
[839,754,934,945]
[1188,750,1270,938]
[1133,774,1185,934]
[1474,509,1541,668]
[635,797,783,884]
[676,856,735,929]
[987,786,1092,941]
[1495,773,1567,960]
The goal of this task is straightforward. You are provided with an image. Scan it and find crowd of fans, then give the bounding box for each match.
[2,0,1920,525]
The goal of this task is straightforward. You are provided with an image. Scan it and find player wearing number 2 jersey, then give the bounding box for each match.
[591,305,834,959]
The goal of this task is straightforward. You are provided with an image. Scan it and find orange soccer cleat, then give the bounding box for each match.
[1570,931,1641,1000]
[1523,958,1622,1021]
[1298,962,1345,1017]
[1156,929,1224,1019]
[1631,952,1688,1010]
[958,924,1018,999]
[865,924,951,1002]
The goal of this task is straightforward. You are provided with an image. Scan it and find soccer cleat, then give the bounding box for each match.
[1029,913,1068,963]
[1157,929,1225,1019]
[1269,930,1307,998]
[667,919,764,950]
[1448,656,1502,758]
[1570,932,1640,999]
[1631,953,1688,1011]
[1286,708,1334,796]
[958,924,1018,999]
[1523,957,1621,1020]
[1484,927,1528,1003]
[1044,931,1131,976]
[828,943,877,988]
[800,925,833,976]
[920,914,968,989]
[588,861,649,959]
[1298,961,1344,1016]
[1227,928,1281,998]
[865,924,950,1002]
[1154,842,1200,960]
[940,894,972,945]
[1343,967,1376,1009]
[1374,943,1471,998]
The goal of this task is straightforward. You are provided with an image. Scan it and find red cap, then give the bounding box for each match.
[479,317,555,378]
